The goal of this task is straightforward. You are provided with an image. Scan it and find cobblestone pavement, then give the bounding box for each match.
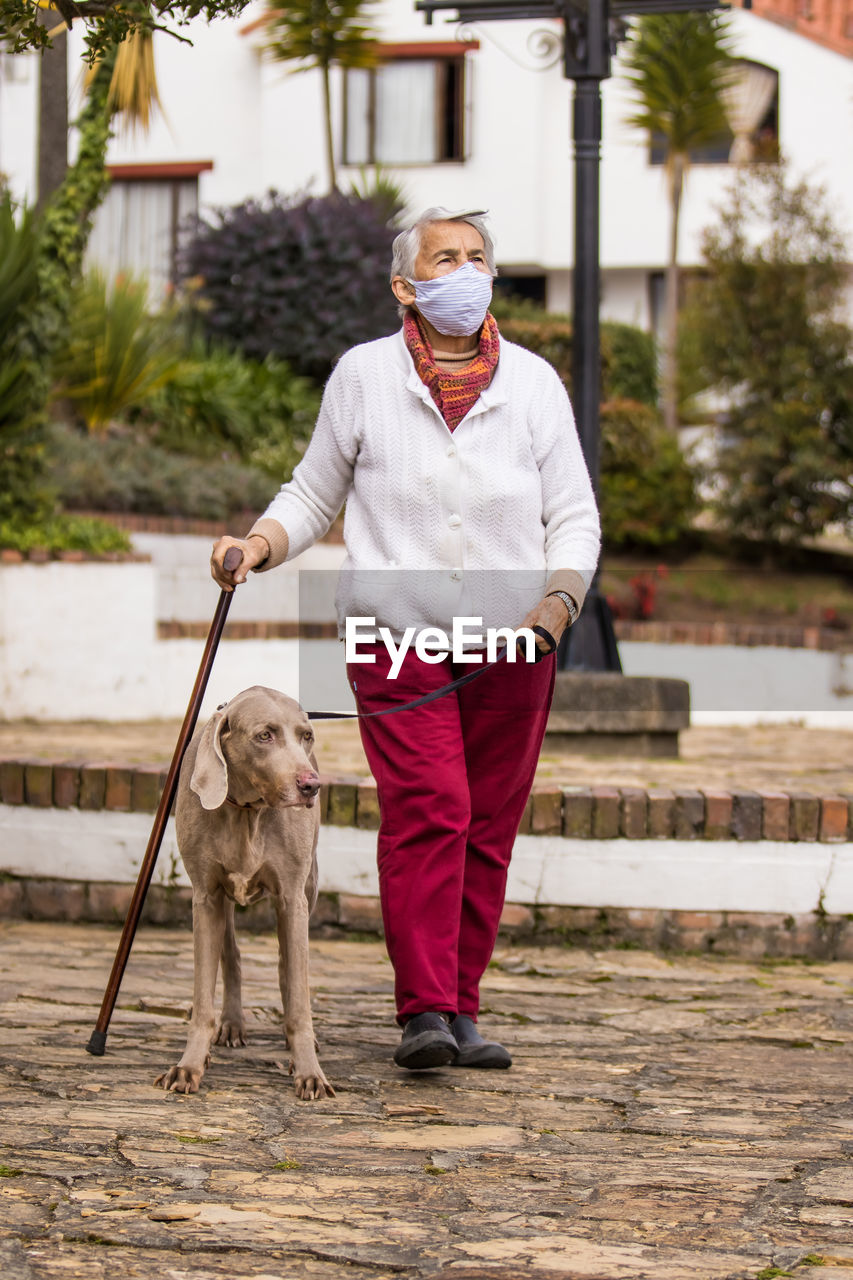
[1,922,852,1279]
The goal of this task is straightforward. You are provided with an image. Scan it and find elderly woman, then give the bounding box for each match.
[211,207,600,1073]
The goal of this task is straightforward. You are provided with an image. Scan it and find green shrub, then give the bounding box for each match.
[601,322,658,405]
[46,423,277,521]
[491,295,658,406]
[0,513,131,554]
[179,191,399,380]
[0,192,52,524]
[139,342,320,480]
[600,398,696,548]
[52,271,183,431]
[491,295,573,385]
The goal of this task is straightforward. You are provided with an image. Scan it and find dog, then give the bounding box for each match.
[155,686,334,1101]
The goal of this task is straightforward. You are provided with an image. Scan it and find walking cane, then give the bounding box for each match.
[86,545,244,1056]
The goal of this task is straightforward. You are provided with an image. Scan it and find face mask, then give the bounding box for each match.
[408,261,493,337]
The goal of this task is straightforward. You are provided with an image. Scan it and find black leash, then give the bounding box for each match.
[307,625,556,722]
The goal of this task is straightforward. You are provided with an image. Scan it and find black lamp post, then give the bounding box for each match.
[416,0,749,671]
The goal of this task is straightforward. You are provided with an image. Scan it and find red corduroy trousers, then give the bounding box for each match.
[347,644,556,1024]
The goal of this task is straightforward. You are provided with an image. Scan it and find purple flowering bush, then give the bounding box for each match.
[179,192,399,380]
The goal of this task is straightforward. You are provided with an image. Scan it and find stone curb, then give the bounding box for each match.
[2,877,853,959]
[1,757,850,843]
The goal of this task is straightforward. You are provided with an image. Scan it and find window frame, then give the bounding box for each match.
[86,161,212,298]
[342,42,477,168]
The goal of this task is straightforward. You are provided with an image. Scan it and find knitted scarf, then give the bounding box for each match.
[404,310,500,431]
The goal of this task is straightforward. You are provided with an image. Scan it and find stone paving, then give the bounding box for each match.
[1,922,853,1279]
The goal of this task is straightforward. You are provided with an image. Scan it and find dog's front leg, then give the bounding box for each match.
[276,896,334,1101]
[215,898,246,1047]
[155,890,225,1094]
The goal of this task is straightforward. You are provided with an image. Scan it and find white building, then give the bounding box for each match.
[1,1,851,329]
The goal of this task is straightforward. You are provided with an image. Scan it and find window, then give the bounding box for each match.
[343,43,475,166]
[650,60,779,166]
[493,275,547,307]
[85,162,212,299]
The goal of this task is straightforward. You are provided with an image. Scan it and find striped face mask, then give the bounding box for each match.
[408,261,494,338]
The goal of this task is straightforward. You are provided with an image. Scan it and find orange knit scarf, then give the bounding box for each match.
[404,310,500,431]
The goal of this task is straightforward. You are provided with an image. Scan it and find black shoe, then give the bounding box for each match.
[393,1012,458,1070]
[450,1015,512,1069]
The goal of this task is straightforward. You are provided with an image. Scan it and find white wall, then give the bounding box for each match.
[3,806,851,913]
[0,50,38,198]
[0,561,304,721]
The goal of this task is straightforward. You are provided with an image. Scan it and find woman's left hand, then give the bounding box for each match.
[517,594,574,658]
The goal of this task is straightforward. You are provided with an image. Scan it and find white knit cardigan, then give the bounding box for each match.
[252,328,601,638]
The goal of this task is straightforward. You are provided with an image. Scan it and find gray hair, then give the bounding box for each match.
[390,207,498,283]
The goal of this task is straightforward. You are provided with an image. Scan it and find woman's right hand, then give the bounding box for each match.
[210,534,270,591]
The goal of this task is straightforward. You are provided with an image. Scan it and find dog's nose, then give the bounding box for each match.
[297,771,320,798]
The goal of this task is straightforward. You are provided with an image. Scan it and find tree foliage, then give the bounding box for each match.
[621,13,733,433]
[621,13,733,163]
[0,0,252,60]
[599,399,696,549]
[264,0,378,192]
[682,161,853,545]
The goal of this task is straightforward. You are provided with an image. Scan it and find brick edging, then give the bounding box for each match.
[157,621,340,640]
[1,758,850,842]
[0,549,151,565]
[71,510,346,544]
[154,618,853,650]
[2,881,853,959]
[614,619,851,652]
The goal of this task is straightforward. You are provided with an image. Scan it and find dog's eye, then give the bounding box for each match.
[256,730,273,742]
[303,731,314,746]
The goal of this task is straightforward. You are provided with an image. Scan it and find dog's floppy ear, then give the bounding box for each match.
[190,708,229,810]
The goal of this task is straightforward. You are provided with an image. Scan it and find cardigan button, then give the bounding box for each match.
[448,514,462,529]
[450,570,462,582]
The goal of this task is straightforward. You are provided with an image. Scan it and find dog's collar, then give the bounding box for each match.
[224,794,264,811]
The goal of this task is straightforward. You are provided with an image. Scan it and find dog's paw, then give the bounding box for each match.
[214,1019,246,1048]
[154,1065,204,1094]
[292,1070,336,1101]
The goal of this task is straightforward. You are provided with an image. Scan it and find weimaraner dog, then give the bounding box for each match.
[155,686,334,1101]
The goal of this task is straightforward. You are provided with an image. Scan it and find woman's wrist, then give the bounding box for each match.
[546,590,579,626]
[246,533,270,567]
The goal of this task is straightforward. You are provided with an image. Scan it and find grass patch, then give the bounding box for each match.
[273,1159,302,1171]
[0,1165,23,1177]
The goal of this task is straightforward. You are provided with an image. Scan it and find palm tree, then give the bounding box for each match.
[264,0,378,194]
[621,13,734,433]
[85,24,163,133]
